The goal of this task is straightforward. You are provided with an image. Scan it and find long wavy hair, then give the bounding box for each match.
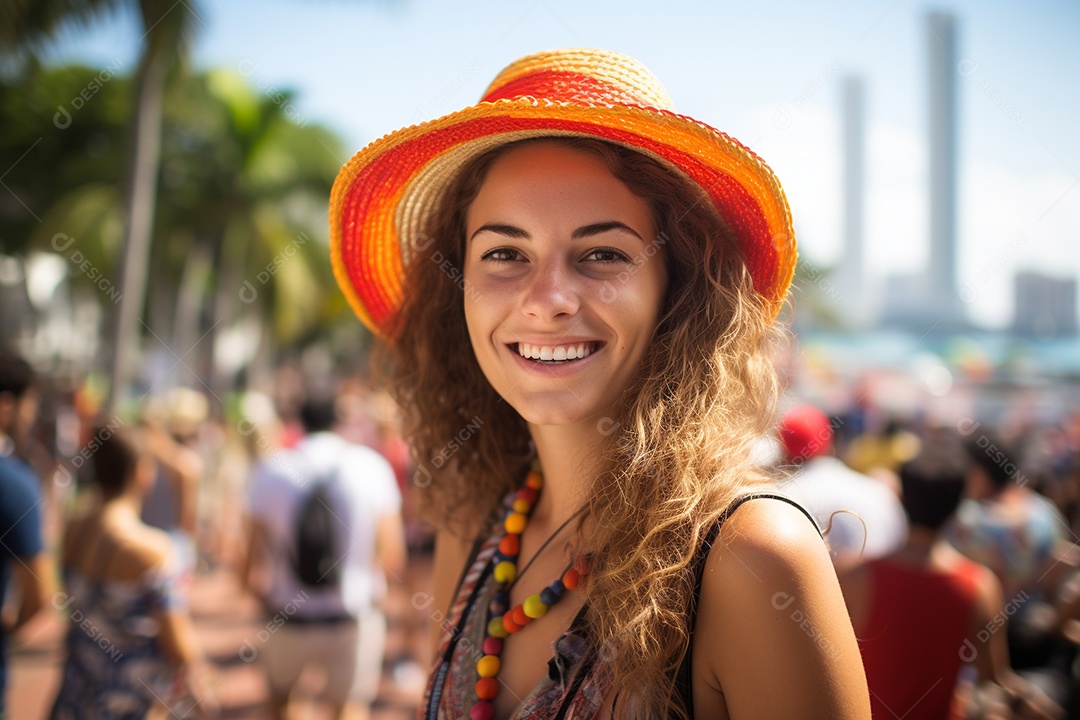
[384,135,784,718]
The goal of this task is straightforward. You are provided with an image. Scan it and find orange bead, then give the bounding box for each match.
[476,677,500,700]
[502,613,523,634]
[511,605,530,626]
[562,568,580,590]
[525,471,543,489]
[476,654,500,678]
[504,512,527,535]
[498,534,520,556]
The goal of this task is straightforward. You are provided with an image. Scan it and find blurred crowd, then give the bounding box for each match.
[1,353,431,719]
[3,345,1080,719]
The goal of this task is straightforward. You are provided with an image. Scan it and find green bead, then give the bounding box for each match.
[487,616,509,638]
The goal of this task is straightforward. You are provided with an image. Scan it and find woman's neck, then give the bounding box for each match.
[99,490,143,524]
[527,418,605,528]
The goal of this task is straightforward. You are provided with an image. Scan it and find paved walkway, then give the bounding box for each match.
[8,562,432,719]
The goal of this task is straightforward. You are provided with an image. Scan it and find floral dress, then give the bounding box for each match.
[49,539,192,720]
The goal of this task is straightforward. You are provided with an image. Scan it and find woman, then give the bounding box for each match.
[329,49,871,719]
[50,426,213,720]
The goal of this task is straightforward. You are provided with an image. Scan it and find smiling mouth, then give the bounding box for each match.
[513,342,601,364]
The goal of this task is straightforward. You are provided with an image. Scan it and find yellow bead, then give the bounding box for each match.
[487,616,509,638]
[476,654,501,678]
[493,561,517,584]
[522,593,548,619]
[504,512,527,535]
[512,498,531,514]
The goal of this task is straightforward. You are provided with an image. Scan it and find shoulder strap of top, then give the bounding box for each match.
[673,493,821,719]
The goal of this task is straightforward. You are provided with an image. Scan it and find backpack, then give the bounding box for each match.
[292,470,342,588]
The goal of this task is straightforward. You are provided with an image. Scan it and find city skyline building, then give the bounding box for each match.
[1012,271,1078,337]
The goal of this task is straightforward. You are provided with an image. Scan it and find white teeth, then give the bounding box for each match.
[516,342,596,362]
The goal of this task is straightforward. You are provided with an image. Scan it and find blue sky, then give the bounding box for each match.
[47,0,1080,328]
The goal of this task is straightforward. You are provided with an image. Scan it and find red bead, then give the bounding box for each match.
[476,677,500,700]
[562,568,581,590]
[511,605,530,626]
[517,486,538,504]
[482,636,503,655]
[470,700,495,720]
[499,534,520,556]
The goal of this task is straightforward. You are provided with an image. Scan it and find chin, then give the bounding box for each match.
[509,398,612,430]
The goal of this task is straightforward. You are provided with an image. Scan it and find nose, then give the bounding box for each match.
[520,257,580,321]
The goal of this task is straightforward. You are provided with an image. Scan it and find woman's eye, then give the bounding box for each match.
[480,247,521,262]
[585,247,631,263]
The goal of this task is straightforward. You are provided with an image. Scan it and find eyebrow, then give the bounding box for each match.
[469,221,644,243]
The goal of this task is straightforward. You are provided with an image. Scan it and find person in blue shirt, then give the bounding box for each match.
[0,351,50,719]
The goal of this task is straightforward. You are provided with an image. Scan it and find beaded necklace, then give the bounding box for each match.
[470,469,589,720]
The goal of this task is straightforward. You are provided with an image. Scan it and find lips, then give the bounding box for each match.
[513,341,601,364]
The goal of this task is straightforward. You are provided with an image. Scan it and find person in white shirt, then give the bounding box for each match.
[242,395,405,720]
[779,404,908,568]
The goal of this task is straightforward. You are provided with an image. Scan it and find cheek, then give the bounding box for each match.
[463,288,496,362]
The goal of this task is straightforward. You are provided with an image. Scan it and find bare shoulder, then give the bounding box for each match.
[695,496,871,719]
[117,525,174,578]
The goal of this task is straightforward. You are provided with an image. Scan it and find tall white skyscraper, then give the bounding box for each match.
[927,11,965,325]
[838,75,870,327]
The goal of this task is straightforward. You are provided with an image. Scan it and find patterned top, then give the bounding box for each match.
[49,538,192,720]
[421,489,611,720]
[419,491,818,720]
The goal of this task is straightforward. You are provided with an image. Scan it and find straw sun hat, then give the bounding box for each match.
[329,48,796,338]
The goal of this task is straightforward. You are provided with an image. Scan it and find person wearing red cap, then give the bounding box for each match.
[330,49,871,718]
[778,404,907,567]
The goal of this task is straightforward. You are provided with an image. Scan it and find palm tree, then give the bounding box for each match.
[2,0,198,412]
[3,63,349,403]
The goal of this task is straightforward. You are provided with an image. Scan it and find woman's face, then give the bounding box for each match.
[463,141,668,428]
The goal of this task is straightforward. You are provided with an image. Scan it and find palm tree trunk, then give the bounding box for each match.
[105,45,167,412]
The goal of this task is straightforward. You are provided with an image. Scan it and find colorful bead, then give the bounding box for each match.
[474,470,591,713]
[498,534,520,556]
[469,700,495,720]
[539,586,560,606]
[504,512,527,534]
[493,560,517,584]
[488,595,508,617]
[523,593,548,619]
[487,616,509,638]
[502,613,523,634]
[476,654,501,678]
[476,677,500,700]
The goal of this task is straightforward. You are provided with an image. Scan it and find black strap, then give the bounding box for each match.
[672,493,821,719]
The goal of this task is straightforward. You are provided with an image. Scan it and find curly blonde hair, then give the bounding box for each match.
[384,136,784,718]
